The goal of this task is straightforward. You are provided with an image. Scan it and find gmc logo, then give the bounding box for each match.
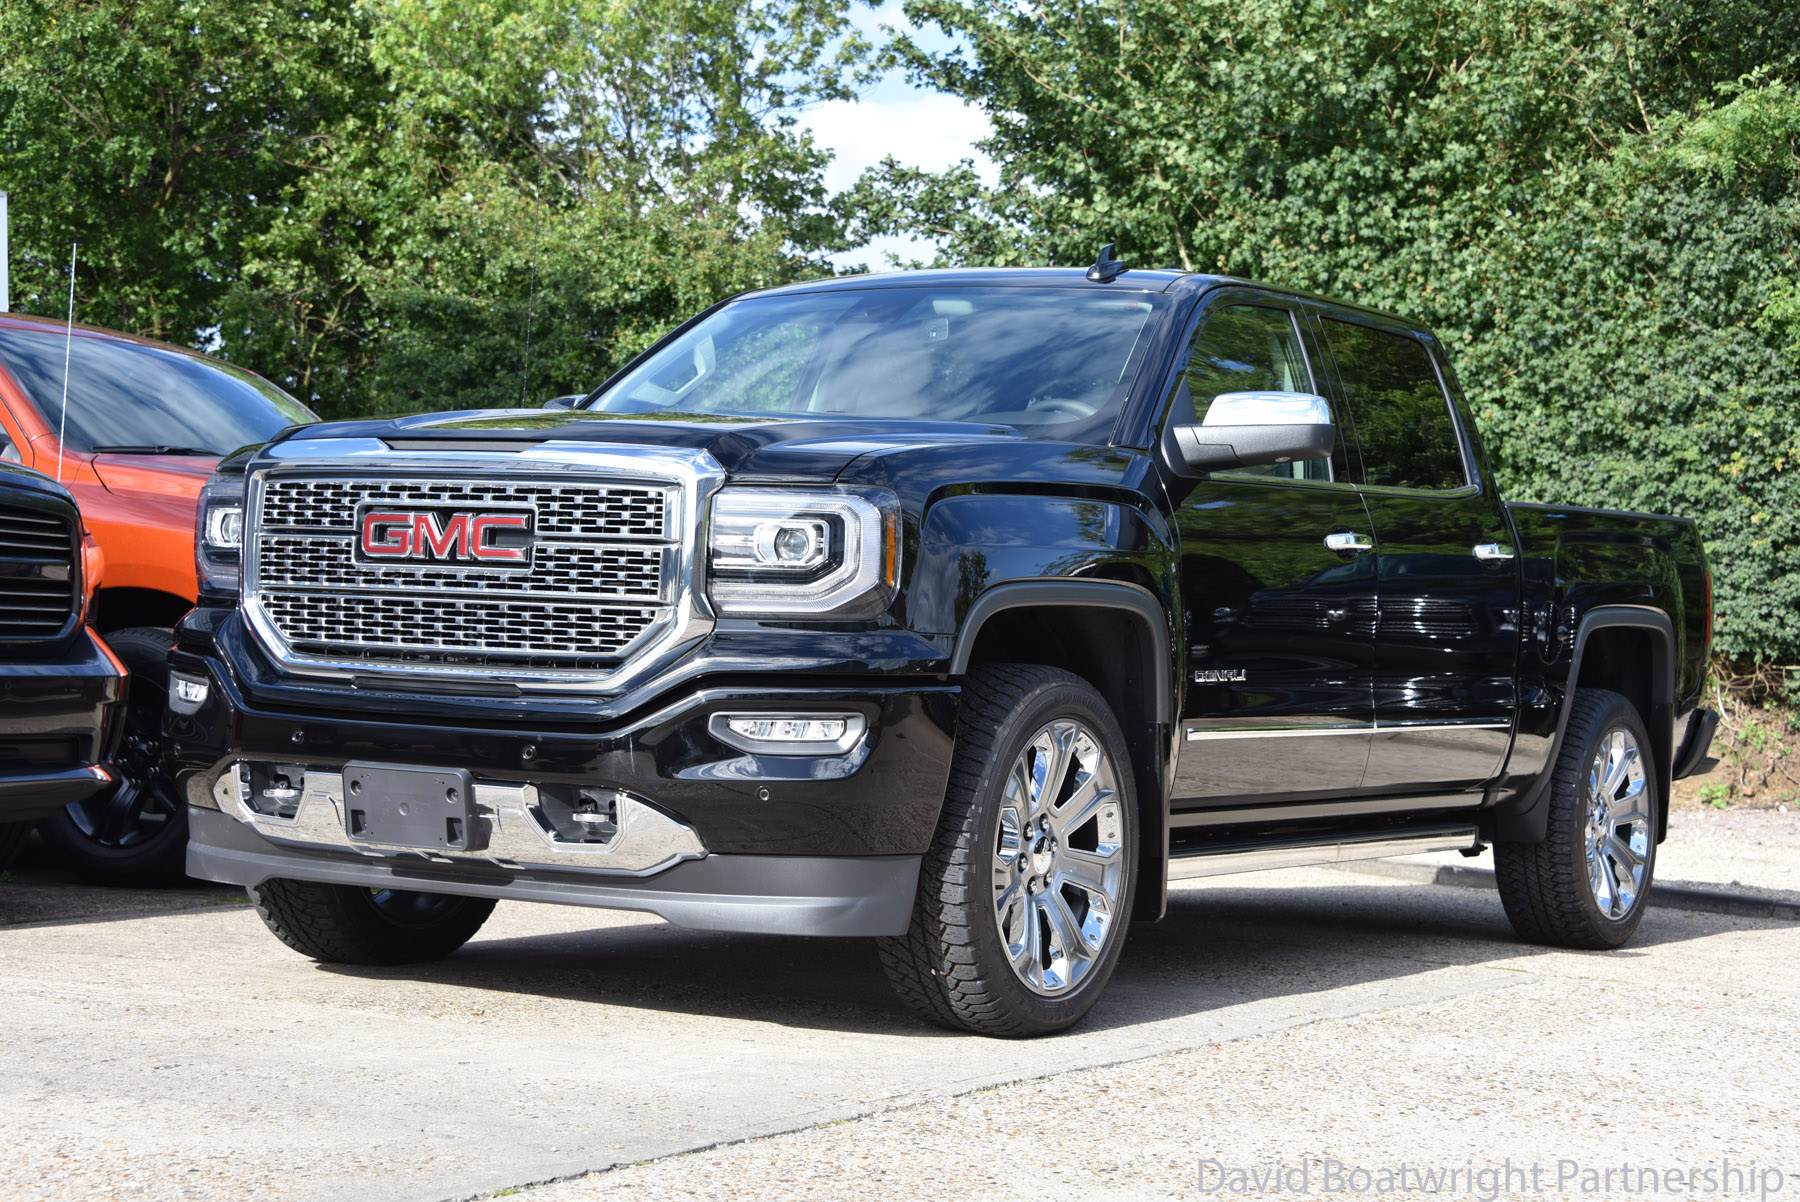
[356,507,533,567]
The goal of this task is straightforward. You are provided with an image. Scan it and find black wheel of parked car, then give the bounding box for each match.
[37,626,188,886]
[0,822,29,871]
[249,878,497,964]
[878,664,1137,1037]
[1495,688,1659,950]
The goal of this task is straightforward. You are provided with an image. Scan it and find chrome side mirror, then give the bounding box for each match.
[541,394,583,411]
[1162,391,1336,477]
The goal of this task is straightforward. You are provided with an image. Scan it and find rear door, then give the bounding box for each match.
[1165,294,1378,809]
[1316,316,1522,795]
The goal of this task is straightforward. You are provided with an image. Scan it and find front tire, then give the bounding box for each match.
[38,626,189,886]
[1495,688,1658,949]
[248,878,497,965]
[879,664,1136,1037]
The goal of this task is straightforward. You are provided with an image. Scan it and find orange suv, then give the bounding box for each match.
[0,313,315,883]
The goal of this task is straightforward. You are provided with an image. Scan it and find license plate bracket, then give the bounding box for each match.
[342,763,481,852]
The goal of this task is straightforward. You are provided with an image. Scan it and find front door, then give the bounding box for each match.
[1316,316,1521,795]
[1165,298,1379,809]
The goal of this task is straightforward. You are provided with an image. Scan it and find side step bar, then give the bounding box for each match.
[1167,824,1480,882]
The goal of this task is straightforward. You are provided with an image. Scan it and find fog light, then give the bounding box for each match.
[169,672,210,715]
[708,712,868,756]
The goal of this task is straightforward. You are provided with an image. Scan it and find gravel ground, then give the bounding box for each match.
[506,886,1800,1202]
[3,815,1793,1202]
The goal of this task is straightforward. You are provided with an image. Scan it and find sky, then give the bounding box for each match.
[797,1,997,271]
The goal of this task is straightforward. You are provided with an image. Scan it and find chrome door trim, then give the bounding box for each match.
[1185,720,1509,742]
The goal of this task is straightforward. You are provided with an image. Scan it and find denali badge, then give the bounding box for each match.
[1193,668,1247,683]
[355,505,534,568]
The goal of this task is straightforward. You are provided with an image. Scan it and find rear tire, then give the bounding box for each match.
[878,664,1136,1037]
[38,626,188,886]
[1495,688,1658,950]
[248,878,496,965]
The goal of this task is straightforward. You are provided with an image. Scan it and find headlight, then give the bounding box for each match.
[195,470,246,595]
[707,487,899,617]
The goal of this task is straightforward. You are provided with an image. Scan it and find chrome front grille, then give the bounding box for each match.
[246,472,682,675]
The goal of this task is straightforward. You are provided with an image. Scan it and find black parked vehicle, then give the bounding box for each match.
[169,259,1716,1035]
[0,462,126,867]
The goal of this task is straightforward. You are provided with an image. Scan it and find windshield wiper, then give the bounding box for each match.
[89,445,218,456]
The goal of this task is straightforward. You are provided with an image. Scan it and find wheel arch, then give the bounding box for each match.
[950,579,1174,922]
[94,587,193,634]
[1499,605,1677,844]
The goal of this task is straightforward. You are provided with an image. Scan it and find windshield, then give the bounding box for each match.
[587,287,1168,440]
[0,327,316,455]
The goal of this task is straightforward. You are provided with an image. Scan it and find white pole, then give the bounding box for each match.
[0,192,9,313]
[56,243,75,483]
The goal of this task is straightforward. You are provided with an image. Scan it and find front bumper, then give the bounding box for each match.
[169,618,956,934]
[189,808,921,936]
[0,629,126,822]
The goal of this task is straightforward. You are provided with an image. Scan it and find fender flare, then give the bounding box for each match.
[948,579,1172,726]
[1496,604,1677,844]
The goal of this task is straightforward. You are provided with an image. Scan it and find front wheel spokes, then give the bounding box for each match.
[1030,727,1073,817]
[992,716,1125,996]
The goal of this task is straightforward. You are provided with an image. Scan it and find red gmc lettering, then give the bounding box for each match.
[359,511,415,557]
[358,510,528,562]
[468,514,529,562]
[415,513,471,559]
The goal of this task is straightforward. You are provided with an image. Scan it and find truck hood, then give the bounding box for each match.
[274,409,1031,481]
[89,452,218,502]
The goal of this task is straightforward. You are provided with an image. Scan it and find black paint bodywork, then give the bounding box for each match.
[170,269,1712,915]
[0,462,127,820]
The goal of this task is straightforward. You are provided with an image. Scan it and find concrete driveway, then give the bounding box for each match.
[3,837,1796,1202]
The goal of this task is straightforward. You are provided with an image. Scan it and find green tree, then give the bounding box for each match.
[0,0,379,342]
[850,0,1800,664]
[220,0,867,417]
[2,0,865,418]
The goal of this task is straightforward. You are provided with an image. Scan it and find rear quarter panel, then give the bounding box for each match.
[1493,501,1707,810]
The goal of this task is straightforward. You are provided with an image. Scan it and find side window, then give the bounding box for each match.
[1323,320,1468,490]
[1173,304,1330,482]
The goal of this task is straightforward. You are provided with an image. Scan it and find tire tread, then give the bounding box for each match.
[877,664,1130,1037]
[249,878,495,965]
[1495,688,1654,950]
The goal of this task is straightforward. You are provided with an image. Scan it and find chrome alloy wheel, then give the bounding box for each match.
[1584,727,1651,920]
[991,718,1126,995]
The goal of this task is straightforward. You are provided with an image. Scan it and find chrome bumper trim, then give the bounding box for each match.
[213,761,707,877]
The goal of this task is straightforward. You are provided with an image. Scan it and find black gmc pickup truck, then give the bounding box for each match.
[1,461,126,867]
[169,261,1717,1036]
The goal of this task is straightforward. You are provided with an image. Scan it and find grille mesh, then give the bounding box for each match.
[260,478,668,539]
[248,473,679,672]
[0,504,76,642]
[256,536,664,599]
[261,592,660,659]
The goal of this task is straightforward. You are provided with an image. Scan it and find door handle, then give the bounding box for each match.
[1324,532,1374,554]
[1472,542,1515,561]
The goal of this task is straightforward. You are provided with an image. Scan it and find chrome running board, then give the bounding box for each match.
[1166,824,1480,882]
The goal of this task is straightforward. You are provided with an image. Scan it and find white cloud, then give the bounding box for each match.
[798,2,997,270]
